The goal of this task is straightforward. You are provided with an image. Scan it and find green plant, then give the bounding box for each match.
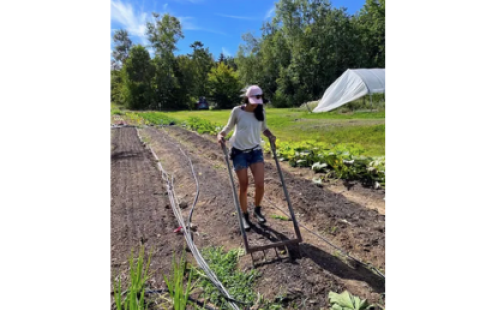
[125,112,145,125]
[112,109,125,115]
[266,139,385,186]
[163,253,193,310]
[191,247,257,308]
[114,246,153,310]
[271,214,290,221]
[139,112,178,125]
[328,291,374,310]
[186,117,223,135]
[191,247,283,310]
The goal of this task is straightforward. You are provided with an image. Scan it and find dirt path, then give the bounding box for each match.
[135,125,385,309]
[111,126,185,290]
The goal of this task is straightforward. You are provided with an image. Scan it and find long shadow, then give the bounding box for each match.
[249,224,385,293]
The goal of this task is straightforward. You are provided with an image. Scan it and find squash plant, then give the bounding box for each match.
[265,140,385,187]
[328,291,375,310]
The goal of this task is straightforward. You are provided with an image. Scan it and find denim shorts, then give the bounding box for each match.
[232,149,264,171]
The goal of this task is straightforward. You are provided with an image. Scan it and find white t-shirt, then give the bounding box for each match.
[221,106,269,150]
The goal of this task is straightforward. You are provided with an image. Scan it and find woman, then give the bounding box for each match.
[217,85,276,231]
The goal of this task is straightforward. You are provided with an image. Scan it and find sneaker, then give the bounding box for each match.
[242,212,252,231]
[254,206,267,224]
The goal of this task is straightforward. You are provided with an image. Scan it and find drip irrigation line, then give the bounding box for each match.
[135,126,245,310]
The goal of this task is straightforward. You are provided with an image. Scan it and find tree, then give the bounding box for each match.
[207,62,241,109]
[111,68,127,105]
[236,0,384,108]
[175,54,197,109]
[123,45,155,109]
[225,56,237,71]
[218,52,226,65]
[354,0,385,68]
[189,41,215,99]
[112,29,132,69]
[146,13,185,110]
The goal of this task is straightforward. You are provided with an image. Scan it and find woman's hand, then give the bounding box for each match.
[269,135,277,148]
[217,134,225,146]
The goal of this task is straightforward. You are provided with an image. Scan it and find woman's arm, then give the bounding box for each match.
[217,108,236,145]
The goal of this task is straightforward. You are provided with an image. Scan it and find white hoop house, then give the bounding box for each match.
[313,68,385,113]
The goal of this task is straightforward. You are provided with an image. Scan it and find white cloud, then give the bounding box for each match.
[178,16,228,35]
[112,0,227,49]
[111,0,148,38]
[215,13,256,20]
[222,47,231,57]
[178,16,199,30]
[265,6,275,19]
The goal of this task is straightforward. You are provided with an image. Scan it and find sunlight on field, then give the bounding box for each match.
[163,108,385,155]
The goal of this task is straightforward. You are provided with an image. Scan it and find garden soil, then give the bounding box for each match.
[111,125,385,309]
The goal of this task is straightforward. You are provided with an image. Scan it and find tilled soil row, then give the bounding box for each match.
[139,126,385,308]
[111,127,185,290]
[165,126,385,271]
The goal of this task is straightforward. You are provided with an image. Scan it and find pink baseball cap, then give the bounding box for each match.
[245,85,263,104]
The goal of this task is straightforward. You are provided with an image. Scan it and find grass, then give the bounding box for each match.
[161,108,385,156]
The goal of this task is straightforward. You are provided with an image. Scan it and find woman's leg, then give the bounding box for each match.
[250,161,266,223]
[249,162,265,207]
[235,168,249,214]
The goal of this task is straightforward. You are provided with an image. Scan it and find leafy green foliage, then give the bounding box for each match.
[185,117,223,135]
[114,246,153,310]
[139,112,178,125]
[190,41,215,99]
[163,253,193,310]
[207,62,242,109]
[110,0,384,112]
[267,140,385,186]
[123,45,156,110]
[112,29,132,68]
[236,0,385,108]
[125,112,144,125]
[328,291,374,310]
[191,247,260,309]
[271,214,290,221]
[190,247,284,310]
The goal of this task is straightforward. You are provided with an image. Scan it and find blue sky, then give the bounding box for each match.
[111,0,366,59]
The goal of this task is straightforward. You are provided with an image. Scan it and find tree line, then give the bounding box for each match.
[111,0,384,110]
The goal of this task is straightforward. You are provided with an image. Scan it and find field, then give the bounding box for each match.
[165,108,385,156]
[111,109,385,309]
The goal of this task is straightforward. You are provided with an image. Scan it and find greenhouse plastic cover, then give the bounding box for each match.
[313,68,385,113]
